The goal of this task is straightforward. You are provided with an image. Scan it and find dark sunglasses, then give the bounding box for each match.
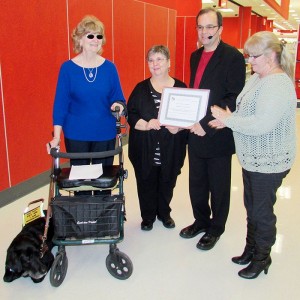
[86,34,103,40]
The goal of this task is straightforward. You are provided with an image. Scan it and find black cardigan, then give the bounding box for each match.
[127,78,188,180]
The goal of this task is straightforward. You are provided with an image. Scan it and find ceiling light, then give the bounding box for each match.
[218,8,234,13]
[273,22,287,30]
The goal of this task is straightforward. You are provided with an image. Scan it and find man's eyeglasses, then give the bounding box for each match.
[246,53,264,59]
[86,34,103,40]
[196,25,219,31]
[148,57,166,64]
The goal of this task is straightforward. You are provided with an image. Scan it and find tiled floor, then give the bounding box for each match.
[1,112,300,300]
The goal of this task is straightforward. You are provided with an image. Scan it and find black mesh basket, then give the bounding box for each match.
[51,195,124,240]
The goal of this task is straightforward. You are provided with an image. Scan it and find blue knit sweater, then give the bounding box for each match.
[53,59,125,141]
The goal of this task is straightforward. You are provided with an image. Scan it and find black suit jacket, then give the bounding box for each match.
[189,41,246,157]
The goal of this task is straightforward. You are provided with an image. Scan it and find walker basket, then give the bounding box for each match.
[51,195,124,240]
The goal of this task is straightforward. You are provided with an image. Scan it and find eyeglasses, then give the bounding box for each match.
[86,34,103,40]
[246,53,264,59]
[196,25,219,31]
[148,57,166,64]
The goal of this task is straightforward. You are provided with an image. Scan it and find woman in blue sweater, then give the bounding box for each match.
[47,15,125,167]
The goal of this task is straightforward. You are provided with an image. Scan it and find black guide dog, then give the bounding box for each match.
[3,214,54,283]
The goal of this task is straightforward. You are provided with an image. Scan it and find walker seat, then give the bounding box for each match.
[57,165,120,190]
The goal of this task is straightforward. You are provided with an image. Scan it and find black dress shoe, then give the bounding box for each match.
[179,223,206,238]
[196,233,220,250]
[141,219,154,231]
[157,216,175,229]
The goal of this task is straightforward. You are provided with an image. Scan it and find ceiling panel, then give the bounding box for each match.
[202,0,300,31]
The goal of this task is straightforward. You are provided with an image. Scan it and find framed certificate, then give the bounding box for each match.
[158,87,210,128]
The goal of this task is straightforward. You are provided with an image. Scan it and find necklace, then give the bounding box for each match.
[80,54,98,83]
[82,66,97,83]
[88,68,94,78]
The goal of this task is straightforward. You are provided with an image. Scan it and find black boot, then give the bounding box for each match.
[232,223,255,265]
[238,247,272,279]
[232,245,255,265]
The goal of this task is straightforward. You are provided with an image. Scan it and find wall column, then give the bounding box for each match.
[175,1,201,84]
[238,6,252,49]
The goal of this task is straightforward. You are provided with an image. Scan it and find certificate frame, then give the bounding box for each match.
[158,87,210,128]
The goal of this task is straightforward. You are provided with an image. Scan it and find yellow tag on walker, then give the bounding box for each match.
[23,201,45,226]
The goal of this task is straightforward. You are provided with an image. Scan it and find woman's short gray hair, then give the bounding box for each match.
[146,45,170,61]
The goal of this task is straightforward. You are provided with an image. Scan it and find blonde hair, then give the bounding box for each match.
[72,15,106,54]
[244,31,295,81]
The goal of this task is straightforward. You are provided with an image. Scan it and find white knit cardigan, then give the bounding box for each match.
[224,72,297,173]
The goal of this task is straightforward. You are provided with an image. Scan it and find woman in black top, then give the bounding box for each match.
[127,45,187,231]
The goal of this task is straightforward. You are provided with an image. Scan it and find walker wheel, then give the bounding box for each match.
[50,252,68,287]
[106,250,133,280]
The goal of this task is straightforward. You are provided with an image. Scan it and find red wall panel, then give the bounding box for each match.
[175,17,185,82]
[113,0,145,99]
[251,15,258,35]
[0,81,9,190]
[168,9,177,76]
[175,17,199,86]
[238,6,251,49]
[185,17,199,86]
[295,63,300,80]
[0,0,68,186]
[295,80,300,99]
[145,5,169,78]
[175,0,201,16]
[222,18,240,49]
[298,44,300,61]
[142,0,176,9]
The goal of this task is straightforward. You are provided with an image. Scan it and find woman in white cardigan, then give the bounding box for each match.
[210,31,297,279]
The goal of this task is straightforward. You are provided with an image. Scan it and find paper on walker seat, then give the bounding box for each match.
[69,164,103,180]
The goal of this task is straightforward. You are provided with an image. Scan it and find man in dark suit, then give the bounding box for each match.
[180,7,246,250]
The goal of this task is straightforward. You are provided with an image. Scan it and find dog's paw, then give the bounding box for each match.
[31,275,46,283]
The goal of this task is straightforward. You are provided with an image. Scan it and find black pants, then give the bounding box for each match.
[65,138,115,195]
[64,138,115,166]
[188,154,232,236]
[134,166,177,221]
[243,168,289,249]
